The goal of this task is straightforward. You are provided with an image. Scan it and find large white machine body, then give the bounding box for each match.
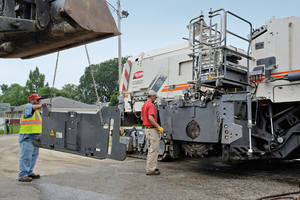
[120,41,194,113]
[249,16,300,103]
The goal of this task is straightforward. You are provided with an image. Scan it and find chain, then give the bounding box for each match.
[50,51,59,104]
[84,45,104,126]
[48,51,59,117]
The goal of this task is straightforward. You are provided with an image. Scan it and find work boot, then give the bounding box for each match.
[145,168,159,172]
[146,171,160,175]
[29,173,40,179]
[18,176,32,182]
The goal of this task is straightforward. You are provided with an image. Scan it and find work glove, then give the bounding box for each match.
[157,126,164,133]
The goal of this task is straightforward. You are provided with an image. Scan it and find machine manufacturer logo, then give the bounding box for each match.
[133,71,143,79]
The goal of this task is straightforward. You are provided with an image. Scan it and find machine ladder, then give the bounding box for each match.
[188,8,255,155]
[188,8,253,90]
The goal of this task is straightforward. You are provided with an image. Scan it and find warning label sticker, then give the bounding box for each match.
[50,128,55,137]
[56,132,63,138]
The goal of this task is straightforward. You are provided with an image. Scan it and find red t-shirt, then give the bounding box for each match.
[141,101,156,126]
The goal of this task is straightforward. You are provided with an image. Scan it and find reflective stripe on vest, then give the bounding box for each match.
[19,104,42,134]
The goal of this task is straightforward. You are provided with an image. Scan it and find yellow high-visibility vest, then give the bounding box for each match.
[19,104,42,134]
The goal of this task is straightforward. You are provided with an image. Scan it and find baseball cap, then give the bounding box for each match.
[28,94,43,101]
[147,90,157,97]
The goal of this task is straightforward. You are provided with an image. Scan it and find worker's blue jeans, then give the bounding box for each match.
[18,138,39,179]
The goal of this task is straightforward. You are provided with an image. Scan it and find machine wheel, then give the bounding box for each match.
[181,142,212,157]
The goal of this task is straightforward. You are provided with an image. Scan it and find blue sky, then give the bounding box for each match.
[1,0,299,91]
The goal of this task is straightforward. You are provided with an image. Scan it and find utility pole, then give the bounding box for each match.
[107,1,128,95]
[117,0,122,95]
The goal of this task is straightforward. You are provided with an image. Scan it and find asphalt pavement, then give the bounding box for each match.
[1,134,300,200]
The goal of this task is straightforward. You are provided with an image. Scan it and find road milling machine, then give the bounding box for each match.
[2,4,300,163]
[119,9,300,163]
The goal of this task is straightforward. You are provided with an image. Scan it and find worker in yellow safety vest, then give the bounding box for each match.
[18,94,47,182]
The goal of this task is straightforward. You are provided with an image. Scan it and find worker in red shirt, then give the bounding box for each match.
[141,90,164,175]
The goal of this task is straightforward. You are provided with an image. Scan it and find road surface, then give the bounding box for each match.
[1,134,300,200]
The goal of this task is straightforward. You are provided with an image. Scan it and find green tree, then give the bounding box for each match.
[0,84,9,93]
[26,66,48,93]
[0,84,27,106]
[39,87,71,99]
[62,84,79,100]
[78,56,129,104]
[108,91,119,106]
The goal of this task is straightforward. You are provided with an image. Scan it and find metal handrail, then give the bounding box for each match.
[188,8,255,156]
[188,8,253,87]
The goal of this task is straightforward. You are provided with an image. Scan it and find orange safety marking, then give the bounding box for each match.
[20,123,42,126]
[269,69,300,76]
[125,70,300,95]
[21,108,41,123]
[250,69,300,83]
[21,119,40,122]
[161,84,191,92]
[251,69,300,78]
